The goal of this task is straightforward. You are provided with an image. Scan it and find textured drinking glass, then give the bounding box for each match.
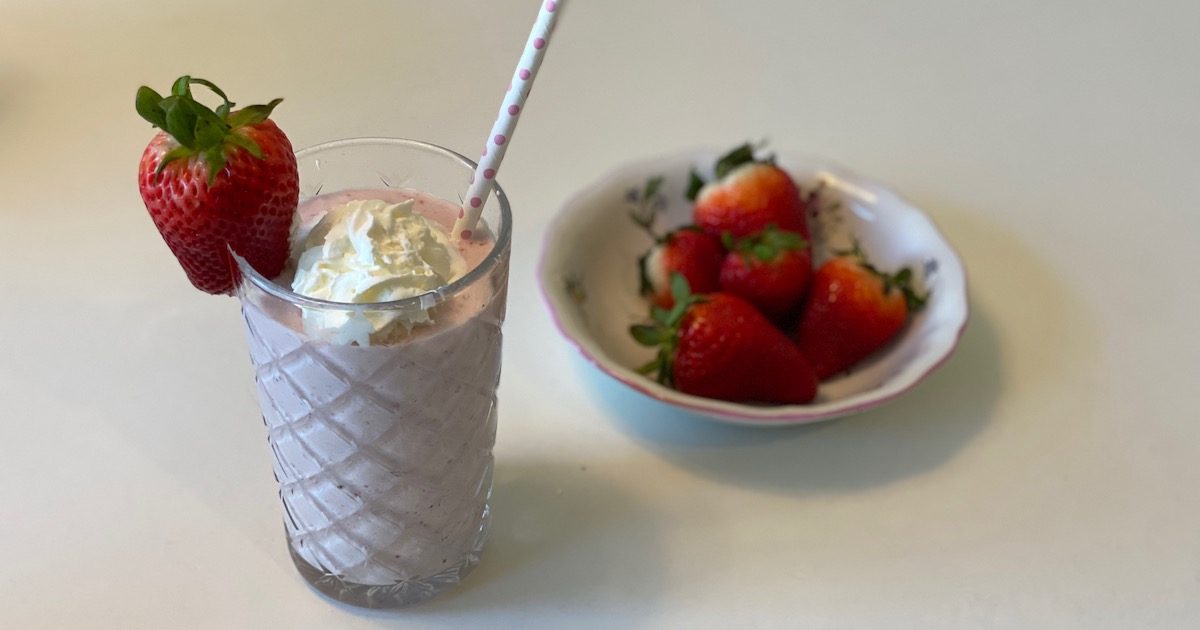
[235,138,511,608]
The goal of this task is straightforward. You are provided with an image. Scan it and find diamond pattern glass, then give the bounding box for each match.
[233,139,511,608]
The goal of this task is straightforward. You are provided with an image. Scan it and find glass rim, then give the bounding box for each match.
[235,137,512,312]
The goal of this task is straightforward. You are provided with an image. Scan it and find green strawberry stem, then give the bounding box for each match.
[637,250,653,297]
[135,75,282,185]
[686,140,775,201]
[836,241,929,311]
[713,142,758,179]
[629,273,704,386]
[723,224,807,263]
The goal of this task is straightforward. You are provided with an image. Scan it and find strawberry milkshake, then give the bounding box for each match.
[134,61,545,608]
[236,139,511,608]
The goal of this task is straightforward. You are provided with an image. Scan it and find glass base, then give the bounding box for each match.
[285,506,490,609]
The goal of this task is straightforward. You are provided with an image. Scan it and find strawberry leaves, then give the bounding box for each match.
[685,170,706,202]
[226,133,264,159]
[722,224,807,263]
[630,273,704,386]
[836,240,929,312]
[135,76,282,185]
[889,267,927,311]
[135,87,168,129]
[686,141,775,201]
[226,99,283,129]
[713,142,759,179]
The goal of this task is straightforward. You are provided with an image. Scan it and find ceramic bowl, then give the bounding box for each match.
[538,149,968,426]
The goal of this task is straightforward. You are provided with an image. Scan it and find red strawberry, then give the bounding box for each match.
[136,76,299,295]
[689,143,809,239]
[793,245,927,380]
[639,228,724,308]
[718,225,812,323]
[628,176,723,308]
[631,275,818,404]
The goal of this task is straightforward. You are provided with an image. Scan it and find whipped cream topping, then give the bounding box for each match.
[290,198,467,345]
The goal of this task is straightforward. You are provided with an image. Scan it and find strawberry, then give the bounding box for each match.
[136,75,298,295]
[718,225,812,323]
[631,274,818,404]
[688,143,809,240]
[638,228,724,308]
[793,244,928,380]
[629,176,723,308]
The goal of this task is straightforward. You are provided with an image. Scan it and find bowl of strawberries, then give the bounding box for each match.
[539,144,968,426]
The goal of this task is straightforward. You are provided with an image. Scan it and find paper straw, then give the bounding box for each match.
[453,0,564,240]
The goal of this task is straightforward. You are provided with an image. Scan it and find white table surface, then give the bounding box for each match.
[2,1,1198,627]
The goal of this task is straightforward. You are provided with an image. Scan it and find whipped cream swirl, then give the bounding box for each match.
[290,198,467,345]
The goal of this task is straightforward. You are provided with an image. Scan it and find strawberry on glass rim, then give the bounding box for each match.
[688,142,809,239]
[136,75,298,295]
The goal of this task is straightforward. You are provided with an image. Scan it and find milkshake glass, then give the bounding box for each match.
[235,138,511,608]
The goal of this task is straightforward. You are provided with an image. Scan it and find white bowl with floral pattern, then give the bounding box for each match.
[538,149,968,426]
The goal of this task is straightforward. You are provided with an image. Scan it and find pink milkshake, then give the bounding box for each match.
[236,139,511,608]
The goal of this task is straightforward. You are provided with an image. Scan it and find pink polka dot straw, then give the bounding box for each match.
[453,0,565,240]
